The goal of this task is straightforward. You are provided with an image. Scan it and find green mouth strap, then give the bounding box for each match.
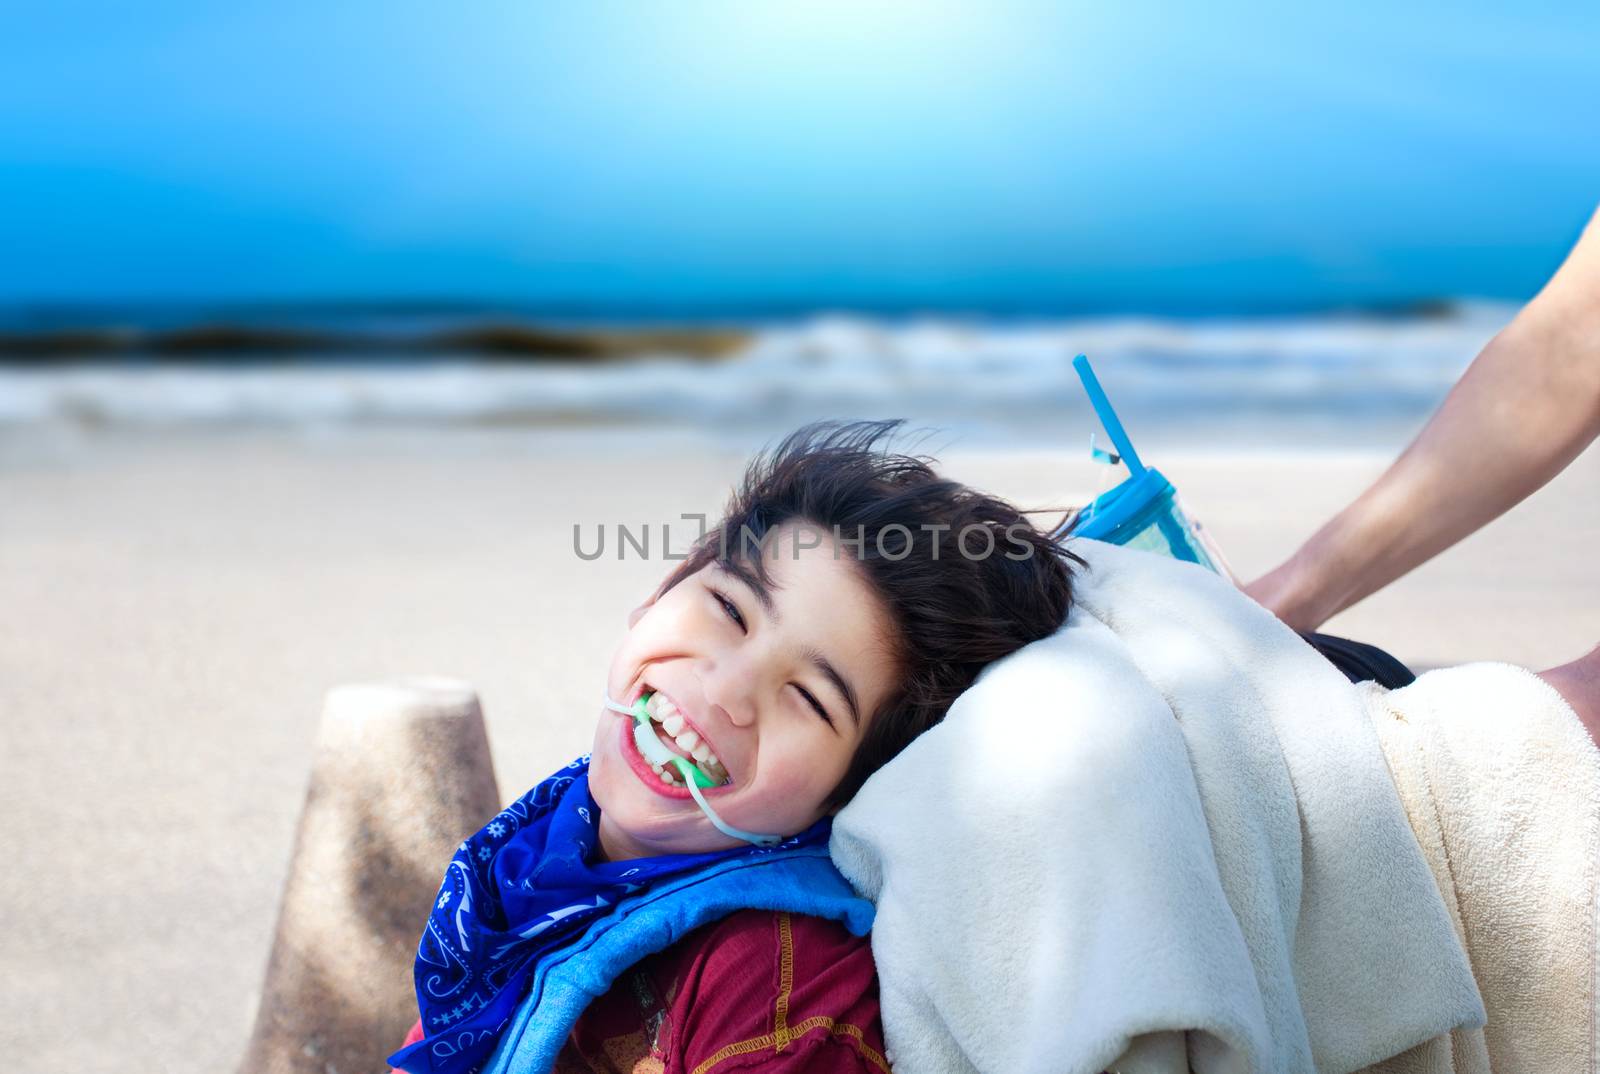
[629,694,717,789]
[675,756,716,789]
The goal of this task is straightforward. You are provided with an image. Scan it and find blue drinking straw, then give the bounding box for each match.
[1072,354,1145,477]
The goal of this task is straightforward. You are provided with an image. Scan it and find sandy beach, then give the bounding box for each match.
[3,423,1596,1072]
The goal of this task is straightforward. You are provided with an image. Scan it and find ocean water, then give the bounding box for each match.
[0,304,1513,450]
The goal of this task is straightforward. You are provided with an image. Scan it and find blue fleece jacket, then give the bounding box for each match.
[478,845,874,1074]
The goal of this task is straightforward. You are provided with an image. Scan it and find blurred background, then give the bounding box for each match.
[5,1,1598,442]
[2,2,1597,1070]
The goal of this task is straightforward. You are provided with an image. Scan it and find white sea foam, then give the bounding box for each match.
[0,305,1513,442]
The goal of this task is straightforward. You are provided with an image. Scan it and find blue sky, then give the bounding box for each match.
[2,1,1597,312]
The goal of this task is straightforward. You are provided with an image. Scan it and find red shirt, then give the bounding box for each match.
[397,910,887,1074]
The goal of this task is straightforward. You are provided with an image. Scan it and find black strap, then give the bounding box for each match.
[1299,631,1416,689]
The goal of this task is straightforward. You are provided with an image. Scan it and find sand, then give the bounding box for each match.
[2,424,1595,1072]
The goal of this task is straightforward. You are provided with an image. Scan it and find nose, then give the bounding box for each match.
[698,651,761,730]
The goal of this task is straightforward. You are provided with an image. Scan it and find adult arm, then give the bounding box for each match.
[1246,205,1600,631]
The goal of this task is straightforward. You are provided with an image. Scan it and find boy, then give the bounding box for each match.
[389,420,1081,1074]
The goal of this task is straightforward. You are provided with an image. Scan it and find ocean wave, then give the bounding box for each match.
[0,305,1512,434]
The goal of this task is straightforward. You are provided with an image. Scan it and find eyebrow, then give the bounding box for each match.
[717,556,863,728]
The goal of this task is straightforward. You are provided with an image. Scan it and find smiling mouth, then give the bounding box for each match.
[637,690,731,788]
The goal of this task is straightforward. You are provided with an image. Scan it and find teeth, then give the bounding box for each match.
[642,691,727,784]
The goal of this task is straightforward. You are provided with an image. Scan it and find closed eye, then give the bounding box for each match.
[708,578,837,730]
[794,684,836,729]
[708,585,746,632]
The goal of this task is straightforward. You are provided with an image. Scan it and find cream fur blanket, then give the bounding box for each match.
[1360,665,1600,1073]
[830,539,1598,1073]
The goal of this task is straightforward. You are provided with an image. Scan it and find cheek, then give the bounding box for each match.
[591,711,622,765]
[762,763,824,800]
[630,590,711,645]
[589,718,644,810]
[751,729,855,813]
[587,721,619,796]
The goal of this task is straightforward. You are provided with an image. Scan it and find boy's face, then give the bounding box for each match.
[590,522,898,860]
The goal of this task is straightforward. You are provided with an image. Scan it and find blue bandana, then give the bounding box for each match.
[387,756,830,1074]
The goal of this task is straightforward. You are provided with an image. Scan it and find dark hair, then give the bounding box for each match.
[660,420,1081,807]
